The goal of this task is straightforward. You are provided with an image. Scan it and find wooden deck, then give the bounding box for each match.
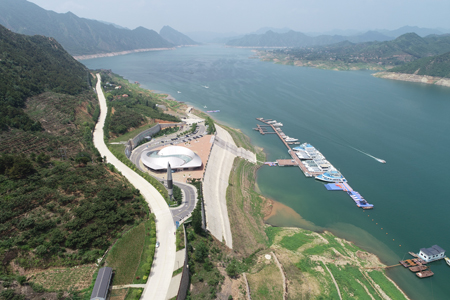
[276,159,298,166]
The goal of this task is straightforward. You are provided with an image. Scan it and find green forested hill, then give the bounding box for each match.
[0,25,90,131]
[0,0,174,55]
[0,23,150,299]
[388,51,450,77]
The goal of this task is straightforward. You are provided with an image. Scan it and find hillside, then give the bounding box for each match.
[259,33,450,70]
[0,24,90,131]
[387,51,450,77]
[0,25,152,300]
[159,26,199,46]
[0,0,174,56]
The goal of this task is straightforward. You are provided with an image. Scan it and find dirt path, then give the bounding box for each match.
[323,262,342,300]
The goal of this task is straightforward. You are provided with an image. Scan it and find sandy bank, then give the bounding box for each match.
[374,72,450,87]
[74,47,175,60]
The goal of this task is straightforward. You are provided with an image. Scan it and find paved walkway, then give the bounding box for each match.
[93,75,176,300]
[166,273,182,300]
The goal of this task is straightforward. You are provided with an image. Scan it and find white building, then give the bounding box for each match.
[141,146,202,171]
[418,245,445,262]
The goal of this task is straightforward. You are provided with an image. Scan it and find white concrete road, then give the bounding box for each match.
[93,74,176,300]
[202,126,256,249]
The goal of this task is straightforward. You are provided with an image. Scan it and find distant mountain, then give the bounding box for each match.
[159,26,199,46]
[226,29,393,48]
[388,51,450,77]
[252,27,292,35]
[378,26,444,38]
[0,0,174,55]
[347,31,393,43]
[263,33,450,70]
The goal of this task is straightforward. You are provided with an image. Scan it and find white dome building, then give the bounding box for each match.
[141,146,202,171]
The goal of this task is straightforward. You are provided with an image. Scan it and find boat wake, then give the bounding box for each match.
[349,146,386,163]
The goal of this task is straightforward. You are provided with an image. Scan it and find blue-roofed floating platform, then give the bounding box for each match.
[324,183,373,209]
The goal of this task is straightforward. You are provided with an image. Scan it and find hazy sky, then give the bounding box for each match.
[27,0,450,34]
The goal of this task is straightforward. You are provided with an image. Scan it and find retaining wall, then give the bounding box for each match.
[176,224,190,300]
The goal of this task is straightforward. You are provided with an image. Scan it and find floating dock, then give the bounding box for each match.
[324,183,373,209]
[256,117,374,209]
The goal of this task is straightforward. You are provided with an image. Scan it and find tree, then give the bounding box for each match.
[192,200,203,234]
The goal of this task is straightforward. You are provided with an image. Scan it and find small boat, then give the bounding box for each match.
[177,91,181,93]
[409,265,428,273]
[203,85,209,89]
[375,158,386,164]
[445,257,450,266]
[416,270,434,278]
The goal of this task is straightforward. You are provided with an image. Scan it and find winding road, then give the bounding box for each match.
[93,74,175,300]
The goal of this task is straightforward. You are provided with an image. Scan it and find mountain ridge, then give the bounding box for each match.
[159,25,199,46]
[0,0,174,56]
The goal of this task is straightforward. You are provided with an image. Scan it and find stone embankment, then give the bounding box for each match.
[74,47,175,60]
[374,72,450,87]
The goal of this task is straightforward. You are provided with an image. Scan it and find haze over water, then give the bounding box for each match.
[83,45,450,299]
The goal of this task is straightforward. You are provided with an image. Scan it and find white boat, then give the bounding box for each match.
[203,85,209,88]
[284,136,298,142]
[273,122,283,127]
[445,257,450,267]
[177,91,181,93]
[315,169,347,183]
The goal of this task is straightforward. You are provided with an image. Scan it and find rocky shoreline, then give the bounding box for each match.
[74,47,175,60]
[374,72,450,87]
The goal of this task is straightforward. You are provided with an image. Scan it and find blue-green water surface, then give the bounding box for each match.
[83,45,450,299]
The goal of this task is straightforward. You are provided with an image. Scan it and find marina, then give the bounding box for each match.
[255,118,374,209]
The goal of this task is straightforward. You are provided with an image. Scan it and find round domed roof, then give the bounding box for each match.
[141,146,202,171]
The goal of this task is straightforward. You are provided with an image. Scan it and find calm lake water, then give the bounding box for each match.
[82,45,450,300]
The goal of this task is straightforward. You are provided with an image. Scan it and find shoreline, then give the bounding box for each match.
[120,76,412,300]
[374,71,450,87]
[74,47,175,60]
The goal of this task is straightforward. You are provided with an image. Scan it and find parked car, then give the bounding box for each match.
[156,241,160,248]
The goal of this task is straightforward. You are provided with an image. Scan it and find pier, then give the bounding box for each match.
[253,124,277,135]
[255,117,374,209]
[256,118,323,177]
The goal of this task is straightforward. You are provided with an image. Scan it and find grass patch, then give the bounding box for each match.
[327,264,382,300]
[133,216,156,284]
[368,270,408,300]
[176,225,185,251]
[279,232,314,251]
[221,125,255,152]
[247,260,283,300]
[226,157,268,256]
[124,288,143,300]
[106,223,146,285]
[29,264,96,291]
[172,268,183,276]
[265,227,283,246]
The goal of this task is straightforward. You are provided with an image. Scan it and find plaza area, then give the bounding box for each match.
[140,135,214,183]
